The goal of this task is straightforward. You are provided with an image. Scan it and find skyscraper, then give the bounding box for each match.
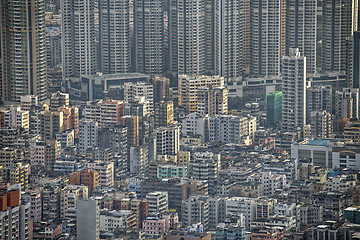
[99,0,130,74]
[353,31,360,88]
[286,0,317,75]
[322,0,352,72]
[62,0,96,78]
[282,48,306,132]
[215,0,243,80]
[134,0,164,75]
[0,0,47,102]
[170,0,206,76]
[250,0,286,77]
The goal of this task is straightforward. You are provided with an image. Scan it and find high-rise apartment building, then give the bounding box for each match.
[40,111,64,140]
[84,100,124,127]
[0,0,47,102]
[189,152,221,195]
[322,0,352,72]
[215,0,243,80]
[250,0,286,77]
[134,0,164,74]
[99,0,130,74]
[124,82,154,112]
[306,86,333,124]
[197,86,228,115]
[119,116,140,147]
[152,77,170,104]
[62,0,96,78]
[155,125,180,157]
[267,91,282,126]
[178,75,224,112]
[334,88,360,119]
[79,120,99,154]
[281,48,306,132]
[46,29,62,69]
[353,31,360,88]
[0,187,31,240]
[311,110,333,138]
[171,0,206,75]
[154,101,174,128]
[286,0,317,75]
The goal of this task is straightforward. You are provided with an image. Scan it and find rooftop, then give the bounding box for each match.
[306,139,333,146]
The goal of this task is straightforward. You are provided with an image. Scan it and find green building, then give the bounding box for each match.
[267,91,282,126]
[344,207,360,224]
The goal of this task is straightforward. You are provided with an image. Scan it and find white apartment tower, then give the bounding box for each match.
[62,0,96,78]
[134,0,164,75]
[215,0,243,80]
[281,48,306,132]
[322,0,352,72]
[99,0,130,74]
[0,0,47,102]
[286,0,317,75]
[250,0,285,77]
[79,120,99,154]
[170,0,206,75]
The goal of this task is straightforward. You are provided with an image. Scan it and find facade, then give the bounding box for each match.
[261,172,287,196]
[0,0,47,102]
[306,85,332,124]
[215,0,243,80]
[170,0,206,75]
[181,113,207,141]
[353,31,360,88]
[154,125,180,157]
[291,139,360,169]
[286,0,317,74]
[146,192,168,214]
[225,197,256,230]
[0,187,30,240]
[46,29,62,70]
[79,120,99,154]
[250,0,285,77]
[281,48,306,132]
[84,100,124,127]
[154,101,174,128]
[157,165,187,180]
[124,82,154,113]
[77,198,100,240]
[40,110,64,140]
[134,0,164,74]
[99,0,130,74]
[60,185,89,219]
[50,91,70,111]
[189,152,221,195]
[22,190,42,223]
[208,115,257,144]
[321,0,352,72]
[42,184,61,220]
[130,145,149,175]
[119,116,140,147]
[178,75,224,112]
[152,77,170,104]
[334,88,359,119]
[20,95,39,111]
[197,86,228,116]
[182,196,209,230]
[4,107,29,131]
[85,161,115,188]
[69,169,100,192]
[310,110,333,139]
[266,91,282,126]
[62,0,96,78]
[29,138,58,171]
